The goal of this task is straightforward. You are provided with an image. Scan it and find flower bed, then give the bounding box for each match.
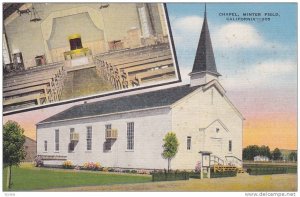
[62,160,74,169]
[34,156,44,167]
[82,162,101,171]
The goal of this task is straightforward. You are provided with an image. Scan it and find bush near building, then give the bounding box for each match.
[210,171,237,178]
[151,170,189,182]
[82,162,101,171]
[62,160,74,169]
[247,167,287,175]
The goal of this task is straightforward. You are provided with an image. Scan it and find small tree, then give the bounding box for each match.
[3,121,26,189]
[259,145,272,159]
[272,148,282,161]
[289,152,297,162]
[242,145,260,160]
[162,132,179,172]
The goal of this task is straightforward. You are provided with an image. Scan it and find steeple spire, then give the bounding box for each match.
[191,4,220,76]
[189,4,221,87]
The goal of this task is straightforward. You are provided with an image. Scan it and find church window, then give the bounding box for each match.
[44,140,47,152]
[86,126,92,151]
[127,122,134,150]
[105,124,112,151]
[187,136,191,150]
[55,129,59,151]
[69,128,75,152]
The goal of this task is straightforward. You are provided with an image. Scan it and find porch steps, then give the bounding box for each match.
[237,167,245,173]
[212,165,245,173]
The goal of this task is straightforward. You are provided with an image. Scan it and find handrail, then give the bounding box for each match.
[210,155,224,165]
[225,155,242,162]
[225,155,242,167]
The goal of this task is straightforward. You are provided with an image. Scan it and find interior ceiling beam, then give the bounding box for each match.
[3,3,25,20]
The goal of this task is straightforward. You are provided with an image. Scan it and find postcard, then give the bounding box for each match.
[2,2,297,194]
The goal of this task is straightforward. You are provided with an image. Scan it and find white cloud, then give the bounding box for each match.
[171,16,280,50]
[172,16,203,34]
[171,16,203,46]
[220,59,297,90]
[213,22,264,49]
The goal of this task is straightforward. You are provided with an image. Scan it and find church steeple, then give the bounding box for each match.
[190,4,221,87]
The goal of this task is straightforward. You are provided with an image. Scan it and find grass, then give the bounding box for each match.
[3,163,151,191]
[47,173,297,192]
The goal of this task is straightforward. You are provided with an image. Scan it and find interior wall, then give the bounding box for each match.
[48,12,105,61]
[49,13,104,50]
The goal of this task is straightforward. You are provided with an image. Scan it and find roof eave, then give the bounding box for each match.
[188,71,222,77]
[36,105,172,126]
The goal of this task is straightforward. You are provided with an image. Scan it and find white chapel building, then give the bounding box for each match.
[36,9,244,170]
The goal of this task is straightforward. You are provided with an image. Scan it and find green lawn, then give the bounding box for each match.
[3,164,151,191]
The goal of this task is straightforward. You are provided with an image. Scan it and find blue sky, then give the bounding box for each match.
[166,3,297,92]
[167,3,297,42]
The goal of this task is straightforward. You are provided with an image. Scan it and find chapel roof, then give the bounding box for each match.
[38,84,201,124]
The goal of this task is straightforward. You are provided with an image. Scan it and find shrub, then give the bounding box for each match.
[189,171,200,179]
[210,170,237,178]
[82,162,101,171]
[286,167,297,174]
[195,161,201,172]
[34,155,44,167]
[248,167,287,175]
[62,160,73,169]
[122,169,130,173]
[137,169,149,174]
[108,167,115,172]
[102,167,109,172]
[74,165,81,170]
[152,170,189,182]
[114,168,122,173]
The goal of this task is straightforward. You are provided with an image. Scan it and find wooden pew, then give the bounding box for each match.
[93,44,176,89]
[94,58,174,88]
[124,59,173,75]
[4,66,63,83]
[108,51,172,66]
[3,63,66,111]
[4,63,63,79]
[97,43,171,61]
[3,84,50,105]
[4,93,43,106]
[129,67,176,86]
[4,65,65,99]
[116,56,172,70]
[3,79,56,102]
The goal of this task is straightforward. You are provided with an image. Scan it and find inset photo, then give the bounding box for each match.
[3,3,180,113]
